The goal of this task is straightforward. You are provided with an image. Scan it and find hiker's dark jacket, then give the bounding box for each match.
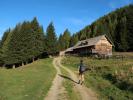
[79,63,85,73]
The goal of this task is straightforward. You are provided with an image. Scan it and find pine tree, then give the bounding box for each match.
[57,29,71,51]
[1,27,14,65]
[69,34,78,47]
[0,29,11,48]
[62,29,71,49]
[127,5,133,50]
[115,17,128,51]
[30,17,45,61]
[46,22,57,54]
[58,34,64,51]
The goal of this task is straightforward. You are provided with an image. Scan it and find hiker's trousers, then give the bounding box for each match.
[79,72,84,82]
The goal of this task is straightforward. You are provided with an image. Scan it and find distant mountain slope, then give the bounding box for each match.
[72,4,133,51]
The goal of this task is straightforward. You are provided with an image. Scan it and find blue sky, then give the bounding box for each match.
[0,0,133,39]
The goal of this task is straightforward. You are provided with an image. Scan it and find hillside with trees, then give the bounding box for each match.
[71,4,133,51]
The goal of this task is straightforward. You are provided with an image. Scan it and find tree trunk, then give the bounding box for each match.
[13,65,15,69]
[32,57,35,62]
[22,62,24,66]
[25,61,28,65]
[2,64,6,68]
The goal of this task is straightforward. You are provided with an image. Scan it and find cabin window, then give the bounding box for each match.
[79,41,88,46]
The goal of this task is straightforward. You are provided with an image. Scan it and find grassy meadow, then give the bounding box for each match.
[62,53,133,100]
[0,58,56,100]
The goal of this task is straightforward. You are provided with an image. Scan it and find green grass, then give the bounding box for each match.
[60,67,81,100]
[62,54,133,100]
[0,58,56,100]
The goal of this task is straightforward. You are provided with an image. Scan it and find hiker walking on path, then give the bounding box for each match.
[78,59,86,85]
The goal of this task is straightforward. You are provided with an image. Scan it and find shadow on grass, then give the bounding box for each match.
[58,74,79,84]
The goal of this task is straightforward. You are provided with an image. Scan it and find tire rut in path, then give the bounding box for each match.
[45,58,67,100]
[58,57,98,100]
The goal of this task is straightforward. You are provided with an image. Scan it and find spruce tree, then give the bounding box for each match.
[0,29,11,48]
[1,28,14,65]
[57,29,71,51]
[62,29,71,49]
[127,5,133,50]
[46,22,57,54]
[30,17,45,61]
[69,34,78,47]
[58,34,64,51]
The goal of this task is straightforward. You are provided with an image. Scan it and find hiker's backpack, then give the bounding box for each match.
[79,64,86,72]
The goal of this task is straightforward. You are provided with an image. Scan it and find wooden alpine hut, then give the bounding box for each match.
[65,35,114,57]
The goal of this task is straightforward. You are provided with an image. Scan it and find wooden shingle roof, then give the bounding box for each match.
[73,35,113,49]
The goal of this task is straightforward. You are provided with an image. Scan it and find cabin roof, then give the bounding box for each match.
[73,35,114,49]
[65,47,74,52]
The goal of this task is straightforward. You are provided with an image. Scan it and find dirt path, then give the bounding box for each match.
[45,57,97,100]
[58,56,97,100]
[45,57,67,100]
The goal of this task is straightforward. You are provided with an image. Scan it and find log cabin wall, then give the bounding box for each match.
[94,37,112,56]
